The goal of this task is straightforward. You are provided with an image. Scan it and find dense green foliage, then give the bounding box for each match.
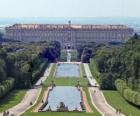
[0,32,3,39]
[89,35,140,106]
[0,41,61,98]
[89,59,100,83]
[81,47,93,63]
[92,37,140,91]
[0,78,15,99]
[115,79,140,106]
[42,41,61,62]
[77,42,95,62]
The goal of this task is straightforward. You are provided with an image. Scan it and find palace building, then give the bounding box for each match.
[5,21,134,49]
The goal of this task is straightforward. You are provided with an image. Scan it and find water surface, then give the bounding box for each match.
[43,86,82,111]
[56,63,80,78]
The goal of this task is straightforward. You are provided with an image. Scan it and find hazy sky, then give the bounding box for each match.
[0,0,140,18]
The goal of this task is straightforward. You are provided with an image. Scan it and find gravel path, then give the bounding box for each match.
[0,62,124,116]
[81,88,92,113]
[83,63,99,87]
[84,63,124,116]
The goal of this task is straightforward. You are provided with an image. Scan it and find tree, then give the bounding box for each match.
[91,35,140,91]
[0,32,3,40]
[81,47,93,63]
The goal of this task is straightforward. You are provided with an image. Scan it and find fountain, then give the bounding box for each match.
[57,102,69,112]
[67,50,71,62]
[42,86,82,111]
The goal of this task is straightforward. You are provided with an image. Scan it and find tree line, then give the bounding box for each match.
[77,42,96,63]
[90,35,140,106]
[77,34,140,106]
[0,41,61,99]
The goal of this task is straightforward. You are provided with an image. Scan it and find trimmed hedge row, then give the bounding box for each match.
[0,78,15,99]
[32,60,48,84]
[115,79,140,106]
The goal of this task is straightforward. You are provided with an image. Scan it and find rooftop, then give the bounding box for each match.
[6,24,131,30]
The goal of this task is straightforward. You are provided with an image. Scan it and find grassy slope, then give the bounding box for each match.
[0,90,26,112]
[90,59,140,115]
[103,90,140,116]
[80,63,86,77]
[0,62,49,113]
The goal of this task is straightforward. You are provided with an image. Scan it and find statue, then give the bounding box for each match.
[57,102,69,112]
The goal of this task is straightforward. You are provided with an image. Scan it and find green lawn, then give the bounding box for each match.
[70,49,78,60]
[60,49,67,61]
[80,63,86,77]
[44,63,88,86]
[103,90,140,116]
[23,112,100,116]
[90,59,140,116]
[48,63,56,78]
[44,77,88,86]
[0,90,26,112]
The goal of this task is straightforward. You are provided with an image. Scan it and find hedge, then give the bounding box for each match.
[32,60,48,84]
[0,78,15,99]
[115,79,140,106]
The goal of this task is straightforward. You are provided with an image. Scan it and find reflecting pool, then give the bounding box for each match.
[42,86,82,111]
[55,63,80,78]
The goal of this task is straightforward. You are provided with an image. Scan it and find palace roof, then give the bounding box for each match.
[6,24,132,30]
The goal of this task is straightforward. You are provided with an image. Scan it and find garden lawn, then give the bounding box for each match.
[23,112,100,116]
[0,89,26,112]
[44,63,88,86]
[44,77,88,86]
[103,90,140,116]
[80,63,86,77]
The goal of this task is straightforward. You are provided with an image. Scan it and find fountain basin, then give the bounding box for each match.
[42,86,83,111]
[55,63,80,78]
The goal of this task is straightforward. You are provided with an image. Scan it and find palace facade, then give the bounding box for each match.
[5,22,134,48]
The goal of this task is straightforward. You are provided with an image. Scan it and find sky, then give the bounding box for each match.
[0,0,140,18]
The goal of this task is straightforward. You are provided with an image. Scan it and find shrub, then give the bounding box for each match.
[0,78,15,99]
[32,61,48,83]
[115,79,140,106]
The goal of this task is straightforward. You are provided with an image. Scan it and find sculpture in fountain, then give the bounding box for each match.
[67,50,71,62]
[57,102,69,112]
